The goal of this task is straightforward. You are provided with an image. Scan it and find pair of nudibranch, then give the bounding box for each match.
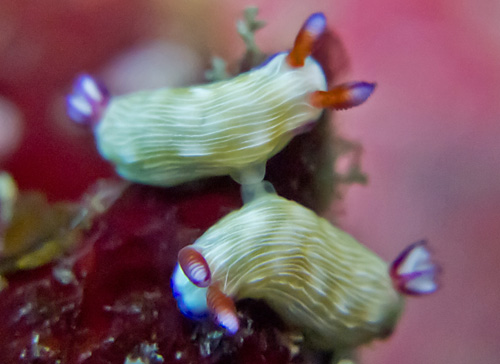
[67,12,439,356]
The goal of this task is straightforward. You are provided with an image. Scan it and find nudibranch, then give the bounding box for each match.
[171,192,439,352]
[66,13,375,187]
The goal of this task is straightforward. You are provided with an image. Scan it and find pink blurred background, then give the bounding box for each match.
[1,0,499,363]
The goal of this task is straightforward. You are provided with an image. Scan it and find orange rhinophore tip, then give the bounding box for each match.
[310,82,376,110]
[207,284,239,334]
[286,12,326,68]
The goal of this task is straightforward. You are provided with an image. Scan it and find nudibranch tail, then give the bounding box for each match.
[390,240,440,296]
[66,74,109,127]
[178,246,211,288]
[207,284,239,334]
[286,12,327,68]
[310,81,376,110]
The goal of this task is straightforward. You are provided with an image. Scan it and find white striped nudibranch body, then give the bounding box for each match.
[95,53,327,186]
[172,193,404,351]
[67,13,376,187]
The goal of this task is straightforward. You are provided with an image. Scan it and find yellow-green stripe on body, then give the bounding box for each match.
[193,194,404,351]
[95,53,326,186]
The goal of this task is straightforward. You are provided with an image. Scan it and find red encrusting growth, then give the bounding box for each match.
[178,245,211,287]
[309,81,376,110]
[207,284,239,334]
[286,12,326,68]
